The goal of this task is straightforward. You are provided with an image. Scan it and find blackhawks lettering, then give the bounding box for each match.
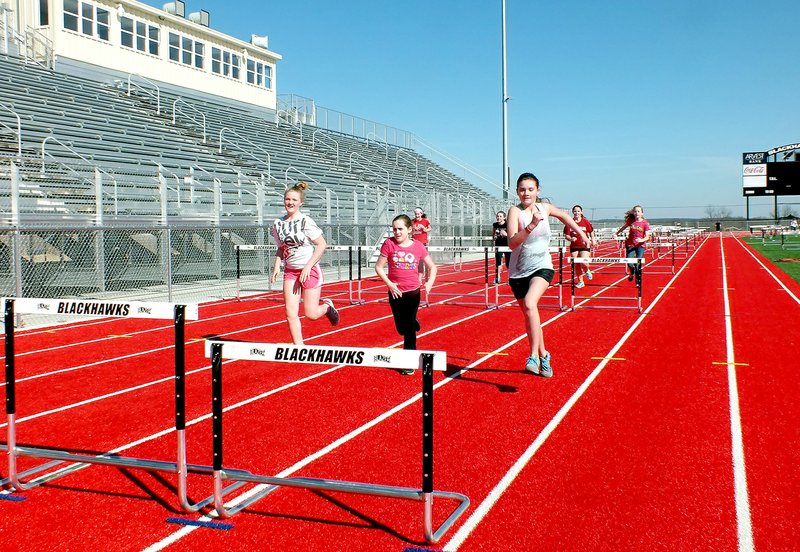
[274,347,365,364]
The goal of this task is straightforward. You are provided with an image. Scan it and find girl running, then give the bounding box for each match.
[507,173,588,378]
[375,214,437,375]
[564,205,595,288]
[492,211,511,284]
[615,205,651,285]
[270,181,339,345]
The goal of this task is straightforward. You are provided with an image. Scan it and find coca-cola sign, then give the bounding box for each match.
[742,164,766,176]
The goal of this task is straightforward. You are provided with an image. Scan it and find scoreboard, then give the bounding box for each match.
[743,145,800,196]
[743,144,799,197]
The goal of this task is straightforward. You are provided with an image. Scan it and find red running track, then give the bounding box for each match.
[1,234,798,551]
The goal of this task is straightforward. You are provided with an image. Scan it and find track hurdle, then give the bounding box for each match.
[488,246,566,310]
[425,245,493,307]
[234,244,278,299]
[1,297,247,514]
[647,242,677,274]
[234,244,366,305]
[568,257,643,312]
[203,340,470,543]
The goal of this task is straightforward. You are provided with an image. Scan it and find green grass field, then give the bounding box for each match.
[744,234,800,284]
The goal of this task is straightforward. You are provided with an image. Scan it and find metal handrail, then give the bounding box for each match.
[311,129,340,165]
[395,148,419,178]
[0,102,21,159]
[127,73,161,114]
[218,127,272,181]
[415,135,500,194]
[152,162,184,208]
[276,108,304,142]
[232,171,260,203]
[172,98,207,143]
[283,166,339,220]
[366,132,389,159]
[40,135,119,214]
[425,165,462,192]
[349,151,390,187]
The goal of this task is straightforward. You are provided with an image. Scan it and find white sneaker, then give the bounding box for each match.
[575,281,585,289]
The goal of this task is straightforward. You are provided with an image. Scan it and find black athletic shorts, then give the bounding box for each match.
[508,268,555,299]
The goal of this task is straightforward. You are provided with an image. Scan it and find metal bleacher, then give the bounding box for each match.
[0,51,503,300]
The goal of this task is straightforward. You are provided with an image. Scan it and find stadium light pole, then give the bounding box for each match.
[501,0,510,200]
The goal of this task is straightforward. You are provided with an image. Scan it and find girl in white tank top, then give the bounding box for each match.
[506,173,589,378]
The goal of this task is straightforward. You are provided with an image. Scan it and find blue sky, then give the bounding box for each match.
[141,0,799,219]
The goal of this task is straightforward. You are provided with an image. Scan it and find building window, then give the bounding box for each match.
[247,60,273,90]
[194,42,204,69]
[247,60,258,86]
[121,16,133,48]
[148,26,159,56]
[181,36,192,65]
[136,21,147,51]
[170,32,204,68]
[96,8,109,40]
[63,1,109,42]
[63,0,78,32]
[169,32,180,61]
[80,2,93,36]
[212,47,240,79]
[232,54,240,79]
[263,64,272,90]
[121,16,158,54]
[39,0,49,26]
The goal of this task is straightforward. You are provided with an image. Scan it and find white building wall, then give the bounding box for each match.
[20,0,280,109]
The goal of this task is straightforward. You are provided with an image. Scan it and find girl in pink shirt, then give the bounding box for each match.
[375,215,438,374]
[615,205,651,285]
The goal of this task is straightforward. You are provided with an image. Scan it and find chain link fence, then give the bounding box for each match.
[1,221,489,325]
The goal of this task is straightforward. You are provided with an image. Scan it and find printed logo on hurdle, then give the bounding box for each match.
[201,339,469,543]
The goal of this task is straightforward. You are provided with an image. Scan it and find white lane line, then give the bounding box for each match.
[442,237,708,551]
[721,237,754,552]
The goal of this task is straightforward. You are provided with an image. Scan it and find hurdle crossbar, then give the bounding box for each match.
[204,340,469,543]
[1,297,248,514]
[488,246,566,310]
[568,257,643,312]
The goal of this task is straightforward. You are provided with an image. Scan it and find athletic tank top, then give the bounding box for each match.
[508,202,553,278]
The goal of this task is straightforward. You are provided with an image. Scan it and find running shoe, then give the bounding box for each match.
[575,281,585,289]
[525,355,540,375]
[414,318,421,332]
[586,270,593,280]
[540,352,553,378]
[493,277,501,284]
[628,273,634,282]
[400,369,414,376]
[323,299,340,326]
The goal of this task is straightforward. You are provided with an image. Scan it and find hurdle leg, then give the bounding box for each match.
[3,299,66,492]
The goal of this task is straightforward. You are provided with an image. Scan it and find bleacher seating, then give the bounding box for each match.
[0,52,498,228]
